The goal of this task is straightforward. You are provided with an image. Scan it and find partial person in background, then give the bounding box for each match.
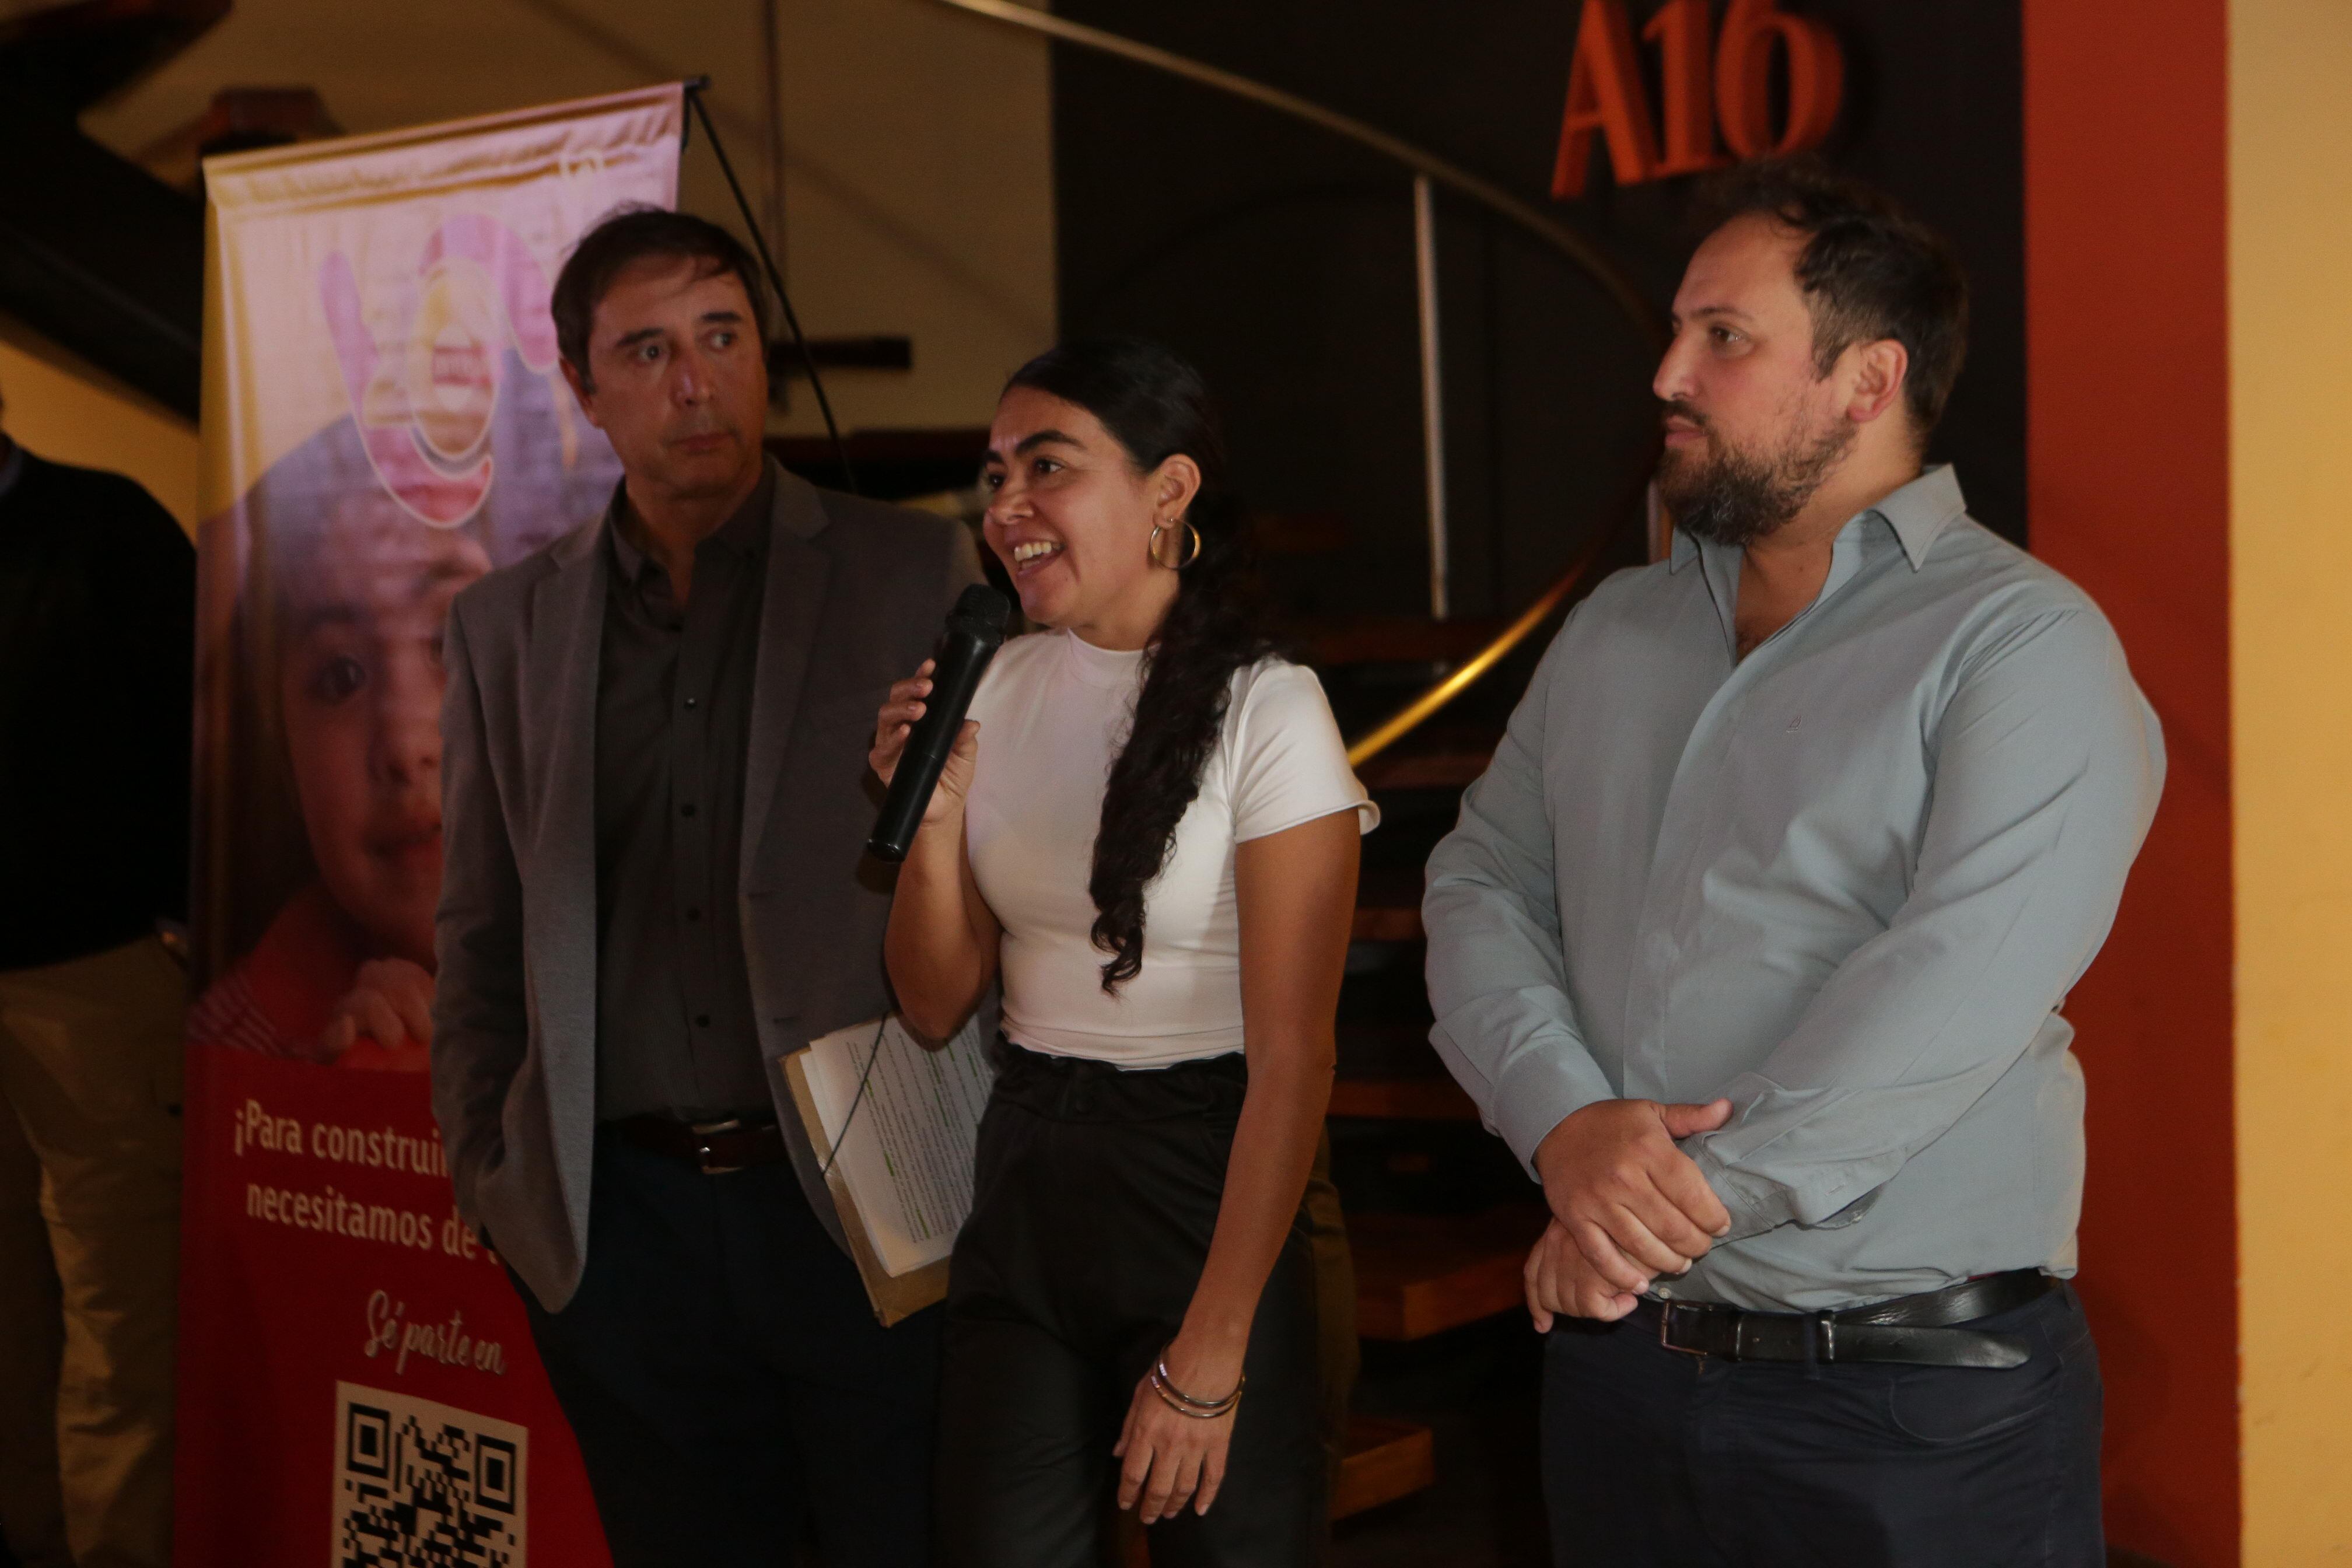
[1423,159,2163,1566]
[877,338,1373,1566]
[430,208,981,1568]
[0,384,192,1568]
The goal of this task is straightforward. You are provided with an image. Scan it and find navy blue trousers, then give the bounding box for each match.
[1542,1283,2104,1567]
[514,1133,942,1568]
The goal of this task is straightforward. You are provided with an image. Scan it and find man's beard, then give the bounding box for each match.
[1656,407,1854,548]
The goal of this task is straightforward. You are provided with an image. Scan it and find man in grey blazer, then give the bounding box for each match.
[430,209,981,1567]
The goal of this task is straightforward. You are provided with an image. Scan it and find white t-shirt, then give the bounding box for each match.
[963,629,1378,1068]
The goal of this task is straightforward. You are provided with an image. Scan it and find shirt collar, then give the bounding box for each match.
[1668,524,1701,572]
[0,440,24,503]
[716,463,778,556]
[1666,463,1966,574]
[606,495,651,582]
[606,463,778,581]
[1873,463,1966,570]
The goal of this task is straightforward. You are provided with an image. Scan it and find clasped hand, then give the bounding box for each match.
[869,659,980,827]
[1524,1097,1733,1329]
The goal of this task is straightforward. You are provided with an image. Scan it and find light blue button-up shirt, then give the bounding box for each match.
[1422,466,2164,1311]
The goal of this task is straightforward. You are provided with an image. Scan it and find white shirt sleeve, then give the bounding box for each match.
[1226,661,1380,844]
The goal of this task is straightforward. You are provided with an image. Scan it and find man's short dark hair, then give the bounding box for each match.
[550,206,771,390]
[1693,158,1969,442]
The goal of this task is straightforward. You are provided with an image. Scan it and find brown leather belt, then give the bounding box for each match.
[608,1114,789,1175]
[1629,1268,2058,1369]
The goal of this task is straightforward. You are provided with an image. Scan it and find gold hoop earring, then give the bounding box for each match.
[1148,518,1202,569]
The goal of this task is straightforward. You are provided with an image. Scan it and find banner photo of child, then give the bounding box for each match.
[187,353,619,1069]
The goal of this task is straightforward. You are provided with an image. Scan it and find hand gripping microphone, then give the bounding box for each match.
[867,583,1011,862]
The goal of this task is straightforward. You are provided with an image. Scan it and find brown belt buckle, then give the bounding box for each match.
[690,1116,747,1175]
[1658,1301,1710,1358]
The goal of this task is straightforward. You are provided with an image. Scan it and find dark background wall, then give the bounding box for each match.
[1051,1,2024,622]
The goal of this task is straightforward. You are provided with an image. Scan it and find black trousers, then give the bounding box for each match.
[514,1131,942,1568]
[937,1044,1325,1567]
[1542,1282,2104,1567]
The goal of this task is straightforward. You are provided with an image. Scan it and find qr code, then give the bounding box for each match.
[333,1382,528,1567]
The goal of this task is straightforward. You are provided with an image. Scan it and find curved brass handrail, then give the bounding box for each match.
[1346,522,1616,769]
[935,0,1661,336]
[933,0,1661,766]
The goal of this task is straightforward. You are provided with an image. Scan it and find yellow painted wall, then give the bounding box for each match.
[81,0,1056,440]
[0,313,200,534]
[2231,0,2352,1559]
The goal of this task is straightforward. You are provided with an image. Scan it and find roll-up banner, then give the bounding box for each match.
[180,85,683,1567]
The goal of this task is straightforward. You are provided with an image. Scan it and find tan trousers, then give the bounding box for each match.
[0,936,184,1568]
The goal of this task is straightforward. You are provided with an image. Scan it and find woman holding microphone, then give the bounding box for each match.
[871,338,1372,1564]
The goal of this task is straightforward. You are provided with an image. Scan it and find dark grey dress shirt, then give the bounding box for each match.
[593,470,776,1122]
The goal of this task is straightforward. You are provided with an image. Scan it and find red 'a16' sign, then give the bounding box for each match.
[1552,0,1845,198]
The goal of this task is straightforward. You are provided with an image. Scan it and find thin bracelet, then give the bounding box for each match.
[1155,1347,1244,1408]
[1149,1370,1240,1419]
[1153,1346,1244,1413]
[1152,1362,1242,1413]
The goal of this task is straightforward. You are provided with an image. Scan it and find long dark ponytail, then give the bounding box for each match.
[1004,338,1276,993]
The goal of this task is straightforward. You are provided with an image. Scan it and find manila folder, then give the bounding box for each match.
[783,1013,992,1326]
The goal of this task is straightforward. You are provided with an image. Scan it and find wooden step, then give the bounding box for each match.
[1251,509,1349,556]
[1350,864,1425,943]
[1328,1075,1478,1121]
[1303,615,1508,668]
[1350,1205,1546,1340]
[1350,901,1423,943]
[1332,1415,1437,1520]
[1335,1015,1446,1076]
[1357,746,1492,793]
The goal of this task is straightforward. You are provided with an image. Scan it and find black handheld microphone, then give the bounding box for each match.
[867,583,1011,862]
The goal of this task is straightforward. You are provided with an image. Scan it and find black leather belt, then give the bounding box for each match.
[609,1114,788,1175]
[1630,1269,2057,1369]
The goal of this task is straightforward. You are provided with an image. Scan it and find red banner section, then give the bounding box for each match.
[176,1055,601,1567]
[179,86,684,1567]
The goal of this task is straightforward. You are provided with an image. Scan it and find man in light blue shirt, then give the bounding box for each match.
[1423,160,2161,1566]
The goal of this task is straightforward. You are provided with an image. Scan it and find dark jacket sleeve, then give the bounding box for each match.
[428,599,527,1227]
[942,517,986,613]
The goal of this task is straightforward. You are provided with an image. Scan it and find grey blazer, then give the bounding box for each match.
[429,460,982,1311]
